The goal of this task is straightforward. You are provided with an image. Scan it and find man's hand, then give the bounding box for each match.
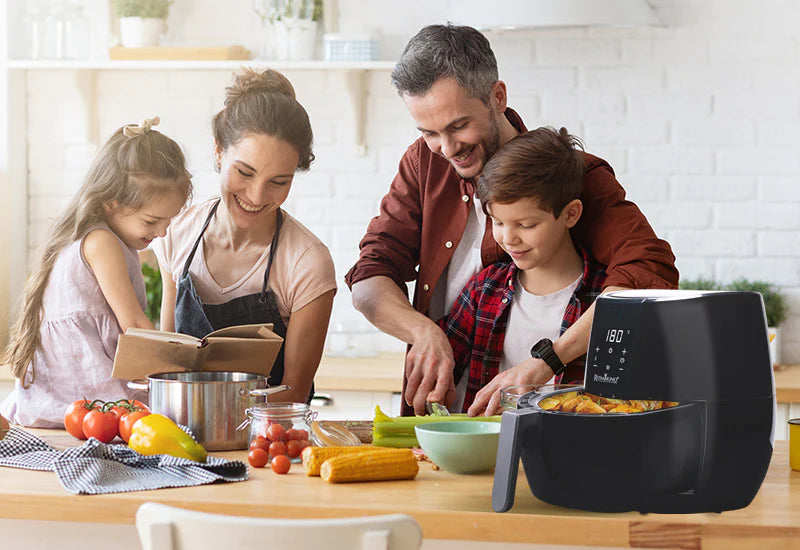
[467,356,554,417]
[404,323,456,415]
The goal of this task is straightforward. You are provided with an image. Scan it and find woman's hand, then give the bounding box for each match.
[467,357,554,417]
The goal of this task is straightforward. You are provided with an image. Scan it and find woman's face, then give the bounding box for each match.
[215,133,300,230]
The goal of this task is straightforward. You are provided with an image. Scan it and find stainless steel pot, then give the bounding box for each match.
[128,371,289,451]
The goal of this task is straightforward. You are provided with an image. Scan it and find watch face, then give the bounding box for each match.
[531,339,552,357]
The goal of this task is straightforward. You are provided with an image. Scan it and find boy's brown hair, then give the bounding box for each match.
[477,127,585,217]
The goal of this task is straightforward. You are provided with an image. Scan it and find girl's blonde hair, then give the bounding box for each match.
[5,119,192,387]
[212,67,314,171]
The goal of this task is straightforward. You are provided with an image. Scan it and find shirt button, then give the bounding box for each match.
[501,297,509,304]
[462,194,469,202]
[445,241,453,248]
[423,284,430,291]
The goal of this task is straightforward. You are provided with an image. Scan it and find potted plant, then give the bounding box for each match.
[114,0,173,48]
[255,0,322,60]
[725,279,788,365]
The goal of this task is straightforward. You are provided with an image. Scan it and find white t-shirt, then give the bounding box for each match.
[153,199,337,326]
[451,272,582,412]
[429,196,486,321]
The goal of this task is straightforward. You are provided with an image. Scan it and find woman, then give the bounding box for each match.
[153,68,337,404]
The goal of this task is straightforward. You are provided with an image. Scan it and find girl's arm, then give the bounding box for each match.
[278,289,335,404]
[159,265,177,332]
[83,229,154,332]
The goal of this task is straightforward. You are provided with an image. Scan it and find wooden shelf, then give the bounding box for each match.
[4,59,397,71]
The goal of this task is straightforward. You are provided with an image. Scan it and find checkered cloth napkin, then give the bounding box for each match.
[0,427,248,495]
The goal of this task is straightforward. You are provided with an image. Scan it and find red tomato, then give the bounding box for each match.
[271,454,291,474]
[249,435,270,452]
[82,409,119,443]
[286,439,304,458]
[64,399,99,440]
[266,423,286,442]
[248,448,269,468]
[118,410,151,443]
[268,440,287,457]
[110,399,150,417]
[294,428,309,441]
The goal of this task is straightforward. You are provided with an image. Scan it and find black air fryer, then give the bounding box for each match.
[492,290,775,514]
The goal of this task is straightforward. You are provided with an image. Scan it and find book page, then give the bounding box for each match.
[125,327,202,346]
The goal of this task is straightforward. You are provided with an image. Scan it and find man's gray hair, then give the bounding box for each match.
[391,24,499,103]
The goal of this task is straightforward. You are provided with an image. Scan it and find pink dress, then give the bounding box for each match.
[0,225,148,427]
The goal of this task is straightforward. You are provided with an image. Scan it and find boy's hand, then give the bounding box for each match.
[404,324,456,415]
[467,357,553,417]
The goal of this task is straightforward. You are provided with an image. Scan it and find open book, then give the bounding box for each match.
[111,324,284,379]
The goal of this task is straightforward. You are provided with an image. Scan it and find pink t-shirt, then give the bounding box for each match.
[153,199,337,326]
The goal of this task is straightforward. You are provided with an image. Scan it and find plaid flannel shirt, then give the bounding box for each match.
[438,249,607,412]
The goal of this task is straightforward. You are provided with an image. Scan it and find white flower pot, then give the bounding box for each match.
[274,19,317,60]
[769,326,781,366]
[119,17,165,48]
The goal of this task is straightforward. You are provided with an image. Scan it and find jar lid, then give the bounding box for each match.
[311,420,361,446]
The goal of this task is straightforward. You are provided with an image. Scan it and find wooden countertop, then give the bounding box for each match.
[314,353,404,393]
[774,365,800,404]
[1,430,799,548]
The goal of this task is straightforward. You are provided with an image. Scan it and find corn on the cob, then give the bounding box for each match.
[301,445,402,476]
[320,449,419,483]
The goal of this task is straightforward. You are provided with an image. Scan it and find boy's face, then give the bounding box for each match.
[488,197,582,272]
[403,78,503,181]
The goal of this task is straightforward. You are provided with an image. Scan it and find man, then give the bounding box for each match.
[344,24,678,416]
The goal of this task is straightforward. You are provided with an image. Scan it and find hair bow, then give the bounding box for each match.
[123,116,161,137]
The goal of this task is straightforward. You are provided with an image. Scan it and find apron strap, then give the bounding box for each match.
[260,209,283,303]
[180,199,220,279]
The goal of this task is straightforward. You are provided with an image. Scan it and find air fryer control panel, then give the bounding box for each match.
[589,327,633,384]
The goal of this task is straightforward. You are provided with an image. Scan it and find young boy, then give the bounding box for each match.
[439,127,608,415]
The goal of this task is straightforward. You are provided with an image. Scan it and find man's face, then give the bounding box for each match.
[403,78,502,180]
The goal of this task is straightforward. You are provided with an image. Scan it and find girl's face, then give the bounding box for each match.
[215,134,299,230]
[105,188,186,250]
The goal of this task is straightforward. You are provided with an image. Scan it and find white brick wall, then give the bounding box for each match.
[21,0,800,362]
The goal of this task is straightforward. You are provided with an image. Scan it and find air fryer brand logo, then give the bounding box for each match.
[593,373,620,384]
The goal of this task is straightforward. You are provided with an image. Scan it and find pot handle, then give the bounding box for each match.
[492,407,538,513]
[248,384,291,398]
[126,379,149,392]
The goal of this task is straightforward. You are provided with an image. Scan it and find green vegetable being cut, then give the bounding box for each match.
[371,405,501,448]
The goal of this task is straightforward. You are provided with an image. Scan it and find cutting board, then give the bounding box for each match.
[109,45,250,61]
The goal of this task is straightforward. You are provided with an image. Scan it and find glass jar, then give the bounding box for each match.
[243,402,316,463]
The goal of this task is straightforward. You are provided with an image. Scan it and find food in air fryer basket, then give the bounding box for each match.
[537,391,678,414]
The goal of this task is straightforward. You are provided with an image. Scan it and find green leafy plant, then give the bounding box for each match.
[114,0,173,19]
[141,263,163,325]
[679,277,787,327]
[678,278,723,291]
[725,278,787,327]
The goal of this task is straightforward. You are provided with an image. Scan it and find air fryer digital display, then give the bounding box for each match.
[588,326,633,388]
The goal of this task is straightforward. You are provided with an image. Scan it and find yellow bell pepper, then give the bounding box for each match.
[128,413,207,463]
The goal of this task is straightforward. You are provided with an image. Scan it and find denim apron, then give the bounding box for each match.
[174,200,310,401]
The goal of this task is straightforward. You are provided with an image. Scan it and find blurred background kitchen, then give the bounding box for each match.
[0,0,797,386]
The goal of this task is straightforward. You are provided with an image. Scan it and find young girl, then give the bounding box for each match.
[1,117,192,428]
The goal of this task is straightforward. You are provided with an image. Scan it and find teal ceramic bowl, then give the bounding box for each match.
[414,421,501,474]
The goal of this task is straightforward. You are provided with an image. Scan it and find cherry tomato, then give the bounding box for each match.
[294,428,309,441]
[266,423,286,442]
[248,448,269,468]
[249,435,270,452]
[118,410,151,443]
[82,408,119,443]
[271,454,291,474]
[286,439,304,458]
[64,399,100,440]
[268,440,287,457]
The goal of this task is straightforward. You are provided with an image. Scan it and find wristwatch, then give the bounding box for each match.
[530,338,567,376]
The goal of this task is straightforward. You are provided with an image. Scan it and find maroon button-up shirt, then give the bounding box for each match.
[345,108,678,316]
